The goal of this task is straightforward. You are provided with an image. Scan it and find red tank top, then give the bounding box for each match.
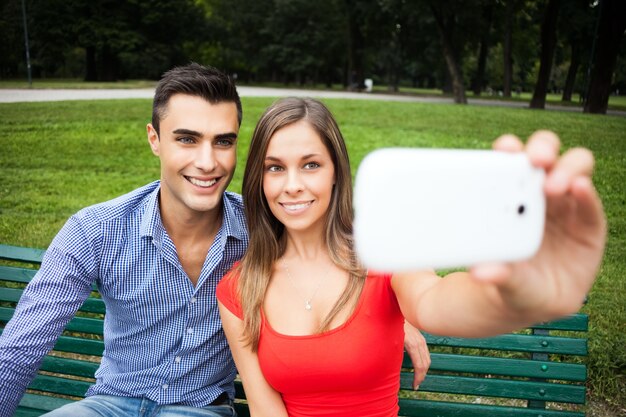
[217,270,405,417]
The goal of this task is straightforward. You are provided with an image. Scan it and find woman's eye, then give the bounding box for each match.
[266,165,283,172]
[304,162,320,169]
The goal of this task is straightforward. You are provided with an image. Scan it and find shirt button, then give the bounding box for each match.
[175,356,181,363]
[162,384,169,390]
[190,297,197,304]
[187,328,194,334]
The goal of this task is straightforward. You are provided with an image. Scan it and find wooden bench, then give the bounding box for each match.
[1,244,589,417]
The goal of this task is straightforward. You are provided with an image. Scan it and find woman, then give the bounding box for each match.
[217,97,606,417]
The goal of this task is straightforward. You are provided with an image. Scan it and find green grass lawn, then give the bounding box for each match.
[0,97,624,410]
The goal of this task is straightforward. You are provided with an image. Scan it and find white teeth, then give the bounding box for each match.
[188,177,217,187]
[282,202,311,211]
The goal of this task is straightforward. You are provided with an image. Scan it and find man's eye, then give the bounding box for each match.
[177,137,195,144]
[217,139,235,147]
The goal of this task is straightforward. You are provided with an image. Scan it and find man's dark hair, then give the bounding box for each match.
[152,63,242,135]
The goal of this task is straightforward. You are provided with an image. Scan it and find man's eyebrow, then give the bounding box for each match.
[172,128,202,136]
[171,130,238,141]
[215,132,238,141]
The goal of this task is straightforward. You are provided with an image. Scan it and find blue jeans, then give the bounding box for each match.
[40,395,237,417]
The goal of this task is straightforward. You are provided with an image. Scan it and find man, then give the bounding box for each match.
[0,63,429,417]
[0,63,245,417]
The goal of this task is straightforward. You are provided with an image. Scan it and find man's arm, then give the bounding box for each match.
[0,216,97,416]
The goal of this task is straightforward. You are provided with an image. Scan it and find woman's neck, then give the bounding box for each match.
[282,228,328,263]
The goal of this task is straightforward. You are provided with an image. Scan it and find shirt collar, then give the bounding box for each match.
[221,191,247,241]
[140,183,246,242]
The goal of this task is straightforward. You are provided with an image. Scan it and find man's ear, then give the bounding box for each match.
[147,123,160,156]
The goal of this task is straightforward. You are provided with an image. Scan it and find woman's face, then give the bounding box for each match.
[262,120,336,236]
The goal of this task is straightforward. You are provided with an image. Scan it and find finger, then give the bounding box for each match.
[492,134,523,152]
[571,176,606,233]
[545,147,595,196]
[526,130,561,169]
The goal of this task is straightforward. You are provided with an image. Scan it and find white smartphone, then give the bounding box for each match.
[353,148,546,271]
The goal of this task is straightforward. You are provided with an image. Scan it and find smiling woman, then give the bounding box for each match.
[215,96,608,417]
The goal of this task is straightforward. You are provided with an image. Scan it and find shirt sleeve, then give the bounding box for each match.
[216,265,244,320]
[0,214,98,417]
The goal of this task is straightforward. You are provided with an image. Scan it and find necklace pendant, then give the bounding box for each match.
[305,301,312,311]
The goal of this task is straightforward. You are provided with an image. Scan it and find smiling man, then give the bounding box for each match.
[0,64,246,417]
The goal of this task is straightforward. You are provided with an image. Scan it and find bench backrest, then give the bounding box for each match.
[1,244,587,417]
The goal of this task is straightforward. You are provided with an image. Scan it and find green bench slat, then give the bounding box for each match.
[53,334,105,356]
[17,393,74,415]
[424,333,587,356]
[0,244,45,263]
[0,286,26,303]
[234,403,250,417]
[234,380,246,399]
[401,373,586,404]
[29,374,92,397]
[531,314,588,331]
[40,356,100,378]
[399,398,584,417]
[0,287,105,314]
[0,265,38,284]
[403,352,587,381]
[0,307,104,335]
[58,315,104,335]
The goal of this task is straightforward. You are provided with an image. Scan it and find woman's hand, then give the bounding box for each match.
[471,130,607,321]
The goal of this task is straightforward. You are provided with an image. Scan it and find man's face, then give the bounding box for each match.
[147,94,239,220]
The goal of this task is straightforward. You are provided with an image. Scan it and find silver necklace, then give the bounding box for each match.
[283,262,330,311]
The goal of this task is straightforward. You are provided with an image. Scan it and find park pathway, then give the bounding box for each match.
[1,86,624,117]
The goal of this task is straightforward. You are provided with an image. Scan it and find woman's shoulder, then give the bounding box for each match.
[216,262,243,317]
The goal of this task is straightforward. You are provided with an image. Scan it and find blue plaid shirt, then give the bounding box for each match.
[0,181,248,415]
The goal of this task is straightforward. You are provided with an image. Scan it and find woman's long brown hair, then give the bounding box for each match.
[238,97,365,351]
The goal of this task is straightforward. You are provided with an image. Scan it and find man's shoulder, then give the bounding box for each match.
[74,181,159,224]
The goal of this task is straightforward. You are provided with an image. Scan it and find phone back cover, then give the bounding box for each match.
[353,148,545,270]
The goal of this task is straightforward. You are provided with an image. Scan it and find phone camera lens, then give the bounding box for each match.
[517,204,525,215]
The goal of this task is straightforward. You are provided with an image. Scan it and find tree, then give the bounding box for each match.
[427,0,467,103]
[530,0,560,109]
[471,3,494,95]
[584,0,626,114]
[559,0,595,102]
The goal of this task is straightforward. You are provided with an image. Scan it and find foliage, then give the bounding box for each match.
[2,0,623,99]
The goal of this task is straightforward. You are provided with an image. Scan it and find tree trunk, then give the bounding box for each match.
[430,4,467,104]
[472,5,493,96]
[84,46,97,81]
[99,45,118,82]
[584,0,626,114]
[530,0,560,109]
[561,41,581,102]
[503,1,514,97]
[345,1,366,90]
